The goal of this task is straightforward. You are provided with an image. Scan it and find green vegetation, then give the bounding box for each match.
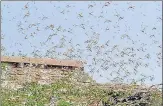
[1,62,9,71]
[58,100,72,106]
[1,73,162,106]
[1,65,162,106]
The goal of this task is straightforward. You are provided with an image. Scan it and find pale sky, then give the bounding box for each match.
[1,1,162,85]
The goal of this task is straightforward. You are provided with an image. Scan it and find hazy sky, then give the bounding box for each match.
[1,1,162,85]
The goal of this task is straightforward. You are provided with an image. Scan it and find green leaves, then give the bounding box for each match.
[1,62,9,71]
[58,100,72,106]
[1,80,162,106]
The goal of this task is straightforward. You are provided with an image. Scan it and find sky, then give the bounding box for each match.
[1,1,162,86]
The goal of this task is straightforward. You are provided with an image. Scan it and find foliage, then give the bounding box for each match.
[1,62,9,71]
[1,73,162,106]
[58,100,72,106]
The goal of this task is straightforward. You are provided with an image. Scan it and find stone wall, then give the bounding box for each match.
[1,62,80,90]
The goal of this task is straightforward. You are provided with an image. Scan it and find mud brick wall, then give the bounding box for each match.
[1,56,84,89]
[1,63,82,90]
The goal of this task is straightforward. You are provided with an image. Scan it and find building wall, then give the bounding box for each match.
[1,62,81,90]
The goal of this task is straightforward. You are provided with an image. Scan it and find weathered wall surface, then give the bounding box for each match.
[1,64,78,90]
[1,56,85,90]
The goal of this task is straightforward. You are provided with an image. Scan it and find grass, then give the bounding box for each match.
[1,68,162,106]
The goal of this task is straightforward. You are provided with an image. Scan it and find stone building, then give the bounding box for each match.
[1,56,84,89]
